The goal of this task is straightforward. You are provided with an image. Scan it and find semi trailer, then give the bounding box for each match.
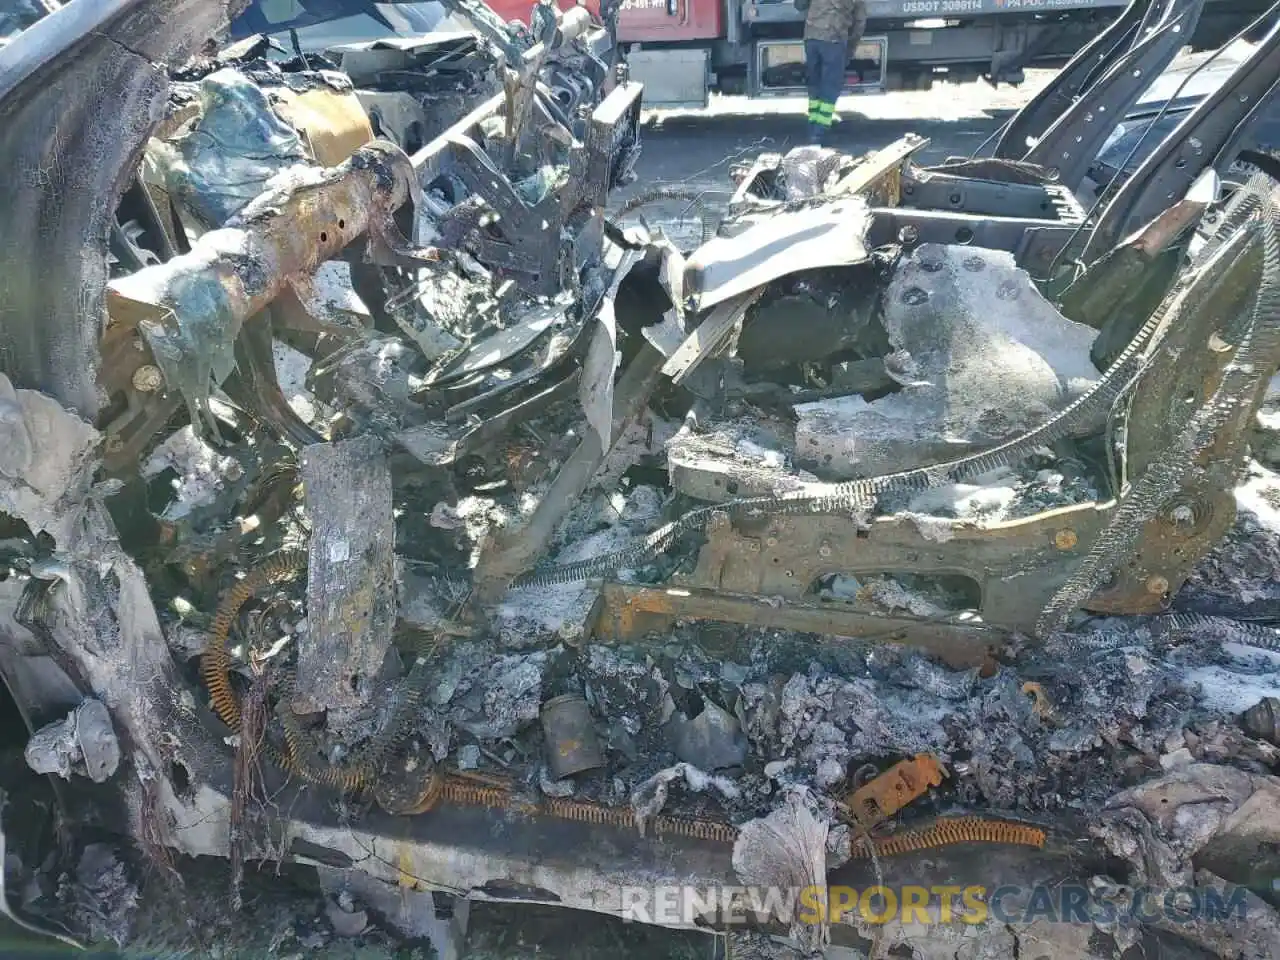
[488,0,1271,104]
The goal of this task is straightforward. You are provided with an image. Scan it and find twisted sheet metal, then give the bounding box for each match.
[505,203,1223,591]
[1036,180,1280,637]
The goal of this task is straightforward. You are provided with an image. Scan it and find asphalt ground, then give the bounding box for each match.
[611,71,1055,245]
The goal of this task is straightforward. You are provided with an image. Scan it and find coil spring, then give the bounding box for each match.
[1152,613,1280,651]
[275,680,376,792]
[1036,180,1280,637]
[507,220,1208,591]
[202,552,438,793]
[614,186,720,244]
[270,654,440,792]
[853,817,1046,858]
[200,551,307,732]
[431,777,1042,854]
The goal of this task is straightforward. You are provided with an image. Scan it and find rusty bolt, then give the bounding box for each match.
[1145,575,1170,596]
[766,536,778,548]
[132,365,163,392]
[1054,529,1078,550]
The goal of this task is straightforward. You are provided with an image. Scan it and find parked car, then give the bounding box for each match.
[1089,39,1280,188]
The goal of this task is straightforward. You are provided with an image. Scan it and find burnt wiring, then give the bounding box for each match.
[201,551,445,793]
[200,550,307,733]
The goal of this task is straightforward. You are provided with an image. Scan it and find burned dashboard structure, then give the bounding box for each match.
[2,0,1280,957]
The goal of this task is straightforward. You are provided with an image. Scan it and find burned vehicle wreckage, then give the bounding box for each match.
[6,0,1280,955]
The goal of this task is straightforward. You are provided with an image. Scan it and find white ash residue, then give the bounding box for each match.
[582,645,670,736]
[732,789,830,955]
[1182,461,1280,610]
[443,647,548,741]
[59,845,139,947]
[493,524,633,646]
[631,762,741,826]
[141,426,239,520]
[293,261,370,328]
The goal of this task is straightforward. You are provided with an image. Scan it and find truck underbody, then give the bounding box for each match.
[3,0,1280,957]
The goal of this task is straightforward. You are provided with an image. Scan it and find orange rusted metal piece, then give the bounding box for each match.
[845,753,946,828]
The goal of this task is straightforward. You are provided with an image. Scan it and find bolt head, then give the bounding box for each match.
[1054,529,1078,550]
[1146,575,1170,596]
[132,365,163,392]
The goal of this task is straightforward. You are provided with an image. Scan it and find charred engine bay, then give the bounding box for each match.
[5,0,1280,956]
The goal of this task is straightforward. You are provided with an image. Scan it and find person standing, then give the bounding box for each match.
[800,0,867,144]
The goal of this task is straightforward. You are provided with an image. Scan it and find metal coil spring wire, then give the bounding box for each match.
[508,212,1240,590]
[200,551,308,732]
[1036,181,1280,638]
[853,817,1046,858]
[614,186,720,244]
[201,552,436,792]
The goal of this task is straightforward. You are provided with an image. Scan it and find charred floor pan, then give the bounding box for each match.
[2,0,1280,957]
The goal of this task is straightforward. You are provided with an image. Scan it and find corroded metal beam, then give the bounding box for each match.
[104,140,419,432]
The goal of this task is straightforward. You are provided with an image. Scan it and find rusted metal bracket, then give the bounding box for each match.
[674,505,1112,636]
[102,140,421,463]
[845,754,946,829]
[593,582,1000,670]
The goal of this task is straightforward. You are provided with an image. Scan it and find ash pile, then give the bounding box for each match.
[2,1,1280,957]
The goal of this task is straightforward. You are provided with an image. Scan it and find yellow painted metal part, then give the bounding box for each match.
[845,754,946,828]
[272,85,375,166]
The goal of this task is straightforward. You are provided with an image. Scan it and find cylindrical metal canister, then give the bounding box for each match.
[541,693,604,779]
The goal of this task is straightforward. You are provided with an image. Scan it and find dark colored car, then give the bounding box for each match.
[1090,39,1280,186]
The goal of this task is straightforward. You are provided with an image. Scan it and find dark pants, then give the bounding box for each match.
[805,38,847,145]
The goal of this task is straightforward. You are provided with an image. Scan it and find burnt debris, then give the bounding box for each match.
[2,0,1280,957]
